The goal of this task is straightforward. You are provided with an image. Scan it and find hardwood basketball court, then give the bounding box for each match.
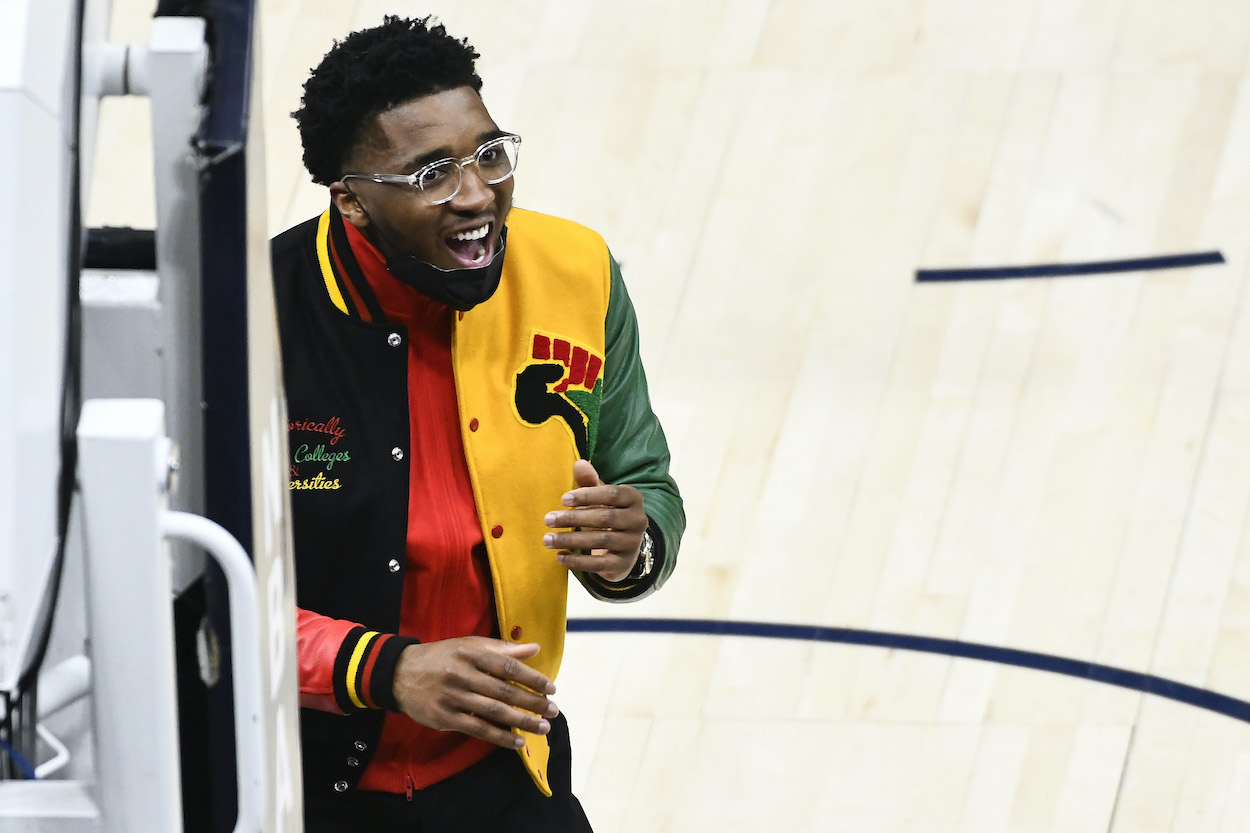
[90,1,1250,829]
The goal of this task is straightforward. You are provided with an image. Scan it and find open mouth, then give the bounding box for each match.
[445,222,493,268]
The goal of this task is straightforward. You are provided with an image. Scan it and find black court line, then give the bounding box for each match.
[916,251,1224,282]
[567,617,1250,724]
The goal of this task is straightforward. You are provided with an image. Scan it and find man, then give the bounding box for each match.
[272,15,684,832]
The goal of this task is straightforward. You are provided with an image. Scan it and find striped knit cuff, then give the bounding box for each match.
[370,634,420,712]
[331,628,420,713]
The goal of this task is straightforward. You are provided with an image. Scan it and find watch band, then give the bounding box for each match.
[626,529,655,580]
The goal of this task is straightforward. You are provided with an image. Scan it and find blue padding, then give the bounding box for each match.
[567,617,1250,723]
[0,738,36,779]
[917,251,1224,282]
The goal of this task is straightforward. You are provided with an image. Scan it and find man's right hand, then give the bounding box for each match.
[391,637,559,749]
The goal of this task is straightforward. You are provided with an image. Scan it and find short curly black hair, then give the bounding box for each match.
[293,16,483,186]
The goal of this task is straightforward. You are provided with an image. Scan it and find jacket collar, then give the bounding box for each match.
[312,205,449,324]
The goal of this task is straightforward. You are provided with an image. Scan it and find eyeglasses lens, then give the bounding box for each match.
[419,163,461,204]
[476,138,519,184]
[420,137,520,204]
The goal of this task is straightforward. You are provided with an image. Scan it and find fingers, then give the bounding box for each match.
[455,685,558,746]
[564,460,638,509]
[451,645,559,747]
[478,642,557,696]
[544,496,646,538]
[457,713,539,749]
[544,527,640,554]
[543,515,644,579]
[571,459,602,489]
[544,492,645,553]
[468,670,559,719]
[555,550,635,581]
[546,462,646,581]
[559,482,638,509]
[392,638,560,748]
[545,506,642,531]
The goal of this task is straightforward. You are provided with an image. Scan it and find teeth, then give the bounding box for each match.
[452,224,490,242]
[473,244,487,262]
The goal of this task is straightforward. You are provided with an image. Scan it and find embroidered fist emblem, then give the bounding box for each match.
[513,334,604,460]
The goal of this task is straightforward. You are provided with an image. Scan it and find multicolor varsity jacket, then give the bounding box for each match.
[271,206,685,798]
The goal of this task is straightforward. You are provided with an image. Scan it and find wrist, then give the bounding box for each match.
[372,636,420,712]
[593,521,663,591]
[624,528,655,580]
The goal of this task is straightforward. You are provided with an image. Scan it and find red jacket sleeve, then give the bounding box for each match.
[297,607,419,714]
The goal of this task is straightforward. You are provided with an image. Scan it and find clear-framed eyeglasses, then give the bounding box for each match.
[341,134,521,206]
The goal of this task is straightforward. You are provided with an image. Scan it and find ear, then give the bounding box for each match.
[330,182,369,229]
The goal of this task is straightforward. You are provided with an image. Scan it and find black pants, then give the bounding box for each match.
[303,713,593,833]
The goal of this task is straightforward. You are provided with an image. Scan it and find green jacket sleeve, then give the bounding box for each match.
[575,253,685,602]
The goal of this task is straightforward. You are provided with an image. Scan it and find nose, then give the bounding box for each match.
[448,163,494,212]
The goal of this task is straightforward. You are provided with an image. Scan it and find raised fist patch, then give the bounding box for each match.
[513,333,604,460]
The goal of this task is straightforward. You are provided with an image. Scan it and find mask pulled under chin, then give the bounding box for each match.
[384,229,508,312]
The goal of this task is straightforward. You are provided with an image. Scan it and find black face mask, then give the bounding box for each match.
[384,228,508,312]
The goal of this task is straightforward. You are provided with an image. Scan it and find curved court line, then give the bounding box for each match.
[567,617,1250,723]
[916,250,1224,282]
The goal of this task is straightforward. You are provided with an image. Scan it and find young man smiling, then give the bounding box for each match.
[272,16,684,832]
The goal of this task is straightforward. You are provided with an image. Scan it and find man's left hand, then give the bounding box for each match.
[543,460,646,582]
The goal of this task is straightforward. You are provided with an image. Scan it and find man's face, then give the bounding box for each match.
[332,86,514,270]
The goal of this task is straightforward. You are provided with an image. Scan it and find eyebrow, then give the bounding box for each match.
[398,129,511,174]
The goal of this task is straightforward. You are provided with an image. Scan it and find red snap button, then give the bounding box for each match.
[491,524,503,538]
[510,625,523,640]
[469,418,479,432]
[458,311,465,321]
